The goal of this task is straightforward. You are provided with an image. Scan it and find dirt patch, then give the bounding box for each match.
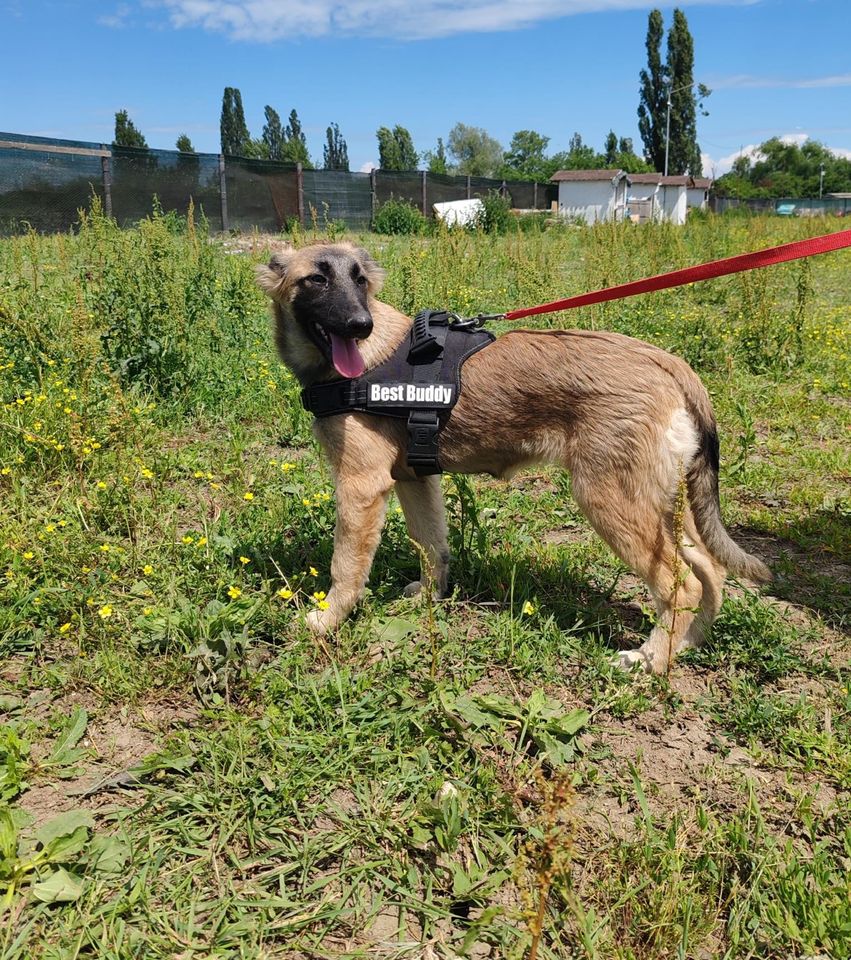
[19,697,199,830]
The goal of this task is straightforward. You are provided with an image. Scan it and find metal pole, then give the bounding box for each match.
[218,155,229,233]
[664,83,672,177]
[421,170,428,217]
[296,162,304,227]
[819,164,825,199]
[100,152,112,219]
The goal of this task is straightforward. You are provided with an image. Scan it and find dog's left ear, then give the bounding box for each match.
[354,247,386,293]
[256,248,294,298]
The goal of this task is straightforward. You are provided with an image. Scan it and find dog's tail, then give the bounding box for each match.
[686,416,772,583]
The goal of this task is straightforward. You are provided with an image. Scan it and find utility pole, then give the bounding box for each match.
[819,163,825,199]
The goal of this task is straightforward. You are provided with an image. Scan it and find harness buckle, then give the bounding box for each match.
[449,312,505,330]
[406,409,442,476]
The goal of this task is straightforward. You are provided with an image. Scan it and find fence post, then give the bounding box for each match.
[218,155,229,233]
[100,151,112,219]
[370,168,377,227]
[533,182,538,209]
[296,162,305,227]
[421,170,428,217]
[466,175,471,200]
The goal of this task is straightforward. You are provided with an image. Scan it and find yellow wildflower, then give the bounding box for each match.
[98,605,113,619]
[227,586,242,599]
[59,622,72,634]
[243,492,254,501]
[239,556,250,565]
[521,601,535,615]
[277,588,293,600]
[143,564,154,575]
[309,566,318,577]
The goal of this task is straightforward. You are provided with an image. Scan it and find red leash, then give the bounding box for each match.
[503,228,851,321]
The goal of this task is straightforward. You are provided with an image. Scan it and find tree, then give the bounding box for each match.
[666,8,704,175]
[262,106,285,160]
[446,123,503,178]
[601,132,653,173]
[423,138,448,174]
[220,87,250,155]
[113,110,147,148]
[323,123,349,171]
[175,134,195,153]
[501,129,551,180]
[714,138,851,198]
[560,132,603,170]
[637,9,666,171]
[282,109,310,165]
[376,125,418,170]
[637,9,709,174]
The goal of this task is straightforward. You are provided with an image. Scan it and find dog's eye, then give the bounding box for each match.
[355,275,368,286]
[308,274,327,285]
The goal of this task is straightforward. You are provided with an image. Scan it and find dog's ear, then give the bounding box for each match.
[256,249,294,298]
[354,247,386,293]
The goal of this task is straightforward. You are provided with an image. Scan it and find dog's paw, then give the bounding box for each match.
[305,609,336,635]
[402,580,446,600]
[613,648,656,674]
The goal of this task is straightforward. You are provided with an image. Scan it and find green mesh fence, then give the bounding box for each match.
[0,131,565,237]
[302,170,372,230]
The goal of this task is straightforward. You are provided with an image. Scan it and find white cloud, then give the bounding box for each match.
[359,160,377,173]
[710,72,851,90]
[157,0,754,42]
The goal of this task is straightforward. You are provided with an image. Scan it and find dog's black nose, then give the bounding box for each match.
[345,314,373,339]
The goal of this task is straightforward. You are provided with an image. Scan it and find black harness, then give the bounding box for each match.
[300,309,495,475]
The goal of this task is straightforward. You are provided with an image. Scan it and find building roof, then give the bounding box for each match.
[629,173,712,188]
[550,169,627,183]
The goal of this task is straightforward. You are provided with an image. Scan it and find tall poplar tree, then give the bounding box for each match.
[220,87,250,155]
[376,125,418,170]
[282,109,310,165]
[637,9,708,174]
[666,9,706,175]
[323,123,349,171]
[262,106,284,160]
[637,9,666,171]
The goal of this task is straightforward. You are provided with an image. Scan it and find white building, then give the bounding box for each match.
[628,174,712,225]
[551,169,630,223]
[551,170,711,225]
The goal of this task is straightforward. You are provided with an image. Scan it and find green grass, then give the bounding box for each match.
[1,206,849,958]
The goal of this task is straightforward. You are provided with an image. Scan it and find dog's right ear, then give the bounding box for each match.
[256,249,294,298]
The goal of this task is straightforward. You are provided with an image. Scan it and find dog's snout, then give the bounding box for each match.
[345,314,373,339]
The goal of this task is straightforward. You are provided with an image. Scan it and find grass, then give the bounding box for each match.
[0,205,849,958]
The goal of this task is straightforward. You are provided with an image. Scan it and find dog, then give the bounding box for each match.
[257,242,771,674]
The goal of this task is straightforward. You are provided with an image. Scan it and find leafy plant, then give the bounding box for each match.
[373,197,426,235]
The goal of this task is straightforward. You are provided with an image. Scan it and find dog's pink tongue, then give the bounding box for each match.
[330,334,365,379]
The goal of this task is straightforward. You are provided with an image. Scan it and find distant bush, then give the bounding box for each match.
[373,198,426,235]
[475,191,512,234]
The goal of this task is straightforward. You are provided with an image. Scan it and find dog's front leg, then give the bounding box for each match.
[395,476,450,599]
[305,473,393,634]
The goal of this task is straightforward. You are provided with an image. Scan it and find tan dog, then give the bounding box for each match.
[257,242,770,674]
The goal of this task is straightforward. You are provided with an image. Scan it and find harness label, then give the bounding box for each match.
[369,382,454,407]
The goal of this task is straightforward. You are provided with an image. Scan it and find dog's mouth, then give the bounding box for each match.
[309,322,366,379]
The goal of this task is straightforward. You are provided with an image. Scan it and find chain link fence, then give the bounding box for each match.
[0,131,556,236]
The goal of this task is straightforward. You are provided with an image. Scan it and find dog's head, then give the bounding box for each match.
[257,242,386,383]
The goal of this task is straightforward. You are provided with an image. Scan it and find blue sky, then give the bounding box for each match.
[3,1,850,176]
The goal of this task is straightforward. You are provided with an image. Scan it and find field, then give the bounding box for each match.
[1,207,849,959]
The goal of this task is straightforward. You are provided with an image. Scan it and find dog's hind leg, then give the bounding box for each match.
[678,507,725,652]
[306,471,394,635]
[572,477,704,674]
[395,476,450,599]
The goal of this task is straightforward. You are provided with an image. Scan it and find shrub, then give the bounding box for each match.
[373,198,426,235]
[475,191,512,234]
